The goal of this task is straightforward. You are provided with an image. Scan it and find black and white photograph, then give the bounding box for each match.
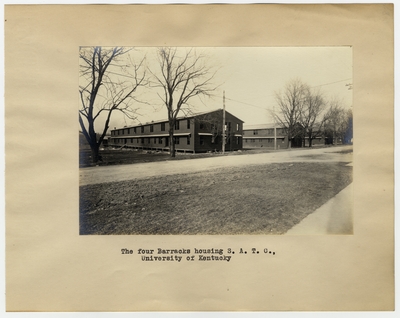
[5,3,394,313]
[79,46,353,235]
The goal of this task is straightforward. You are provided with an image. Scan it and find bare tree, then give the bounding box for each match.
[79,47,146,164]
[324,98,347,145]
[273,78,308,148]
[150,47,218,157]
[196,111,224,150]
[299,88,327,147]
[342,108,353,144]
[335,108,353,144]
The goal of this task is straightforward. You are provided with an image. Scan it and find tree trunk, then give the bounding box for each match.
[90,144,101,165]
[287,131,292,149]
[169,125,175,157]
[307,132,312,147]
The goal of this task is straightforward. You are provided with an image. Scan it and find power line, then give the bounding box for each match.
[222,77,353,111]
[224,97,269,110]
[311,78,352,89]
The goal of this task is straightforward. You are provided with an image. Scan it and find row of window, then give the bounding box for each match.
[112,135,243,146]
[112,121,243,136]
[113,136,191,145]
[245,139,285,143]
[251,128,287,135]
[112,120,192,136]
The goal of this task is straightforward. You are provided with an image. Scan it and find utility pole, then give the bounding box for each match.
[222,91,226,154]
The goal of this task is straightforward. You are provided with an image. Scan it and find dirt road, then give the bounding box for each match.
[80,145,352,186]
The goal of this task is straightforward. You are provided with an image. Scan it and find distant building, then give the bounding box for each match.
[109,109,244,153]
[243,124,288,149]
[243,123,326,149]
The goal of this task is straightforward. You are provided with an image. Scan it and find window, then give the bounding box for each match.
[200,136,204,145]
[141,138,144,144]
[259,139,263,142]
[175,137,180,144]
[117,130,120,135]
[159,137,163,144]
[161,123,165,131]
[187,119,191,129]
[187,136,190,145]
[150,125,154,132]
[147,138,150,144]
[175,120,180,130]
[236,123,240,131]
[253,130,258,135]
[127,128,130,134]
[251,139,255,143]
[154,137,157,143]
[133,127,136,133]
[137,139,140,143]
[131,138,133,143]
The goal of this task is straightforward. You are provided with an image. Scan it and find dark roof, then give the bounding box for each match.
[112,108,244,130]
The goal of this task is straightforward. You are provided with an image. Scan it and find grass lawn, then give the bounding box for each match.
[80,161,352,235]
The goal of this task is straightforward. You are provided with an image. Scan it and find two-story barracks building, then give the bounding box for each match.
[109,109,244,153]
[243,124,288,149]
[243,123,325,148]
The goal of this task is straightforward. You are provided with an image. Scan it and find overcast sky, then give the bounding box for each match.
[85,46,352,132]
